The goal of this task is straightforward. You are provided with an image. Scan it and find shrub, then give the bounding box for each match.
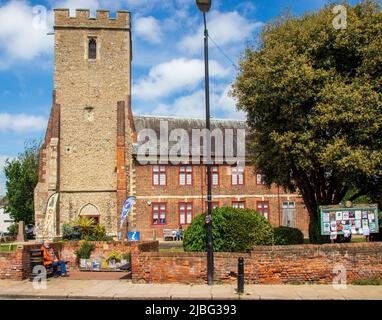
[183,207,274,252]
[274,226,304,245]
[84,224,111,241]
[62,218,111,241]
[62,224,81,241]
[75,242,95,261]
[7,223,18,236]
[78,217,97,239]
[121,252,131,261]
[106,250,122,262]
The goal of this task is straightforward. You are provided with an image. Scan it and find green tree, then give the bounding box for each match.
[4,140,40,225]
[232,1,382,243]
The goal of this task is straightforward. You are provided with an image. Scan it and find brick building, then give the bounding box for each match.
[34,9,310,240]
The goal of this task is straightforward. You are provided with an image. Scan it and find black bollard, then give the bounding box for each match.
[237,257,244,294]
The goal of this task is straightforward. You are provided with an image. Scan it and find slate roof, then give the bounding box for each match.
[132,115,248,158]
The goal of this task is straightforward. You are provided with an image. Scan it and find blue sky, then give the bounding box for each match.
[0,0,358,195]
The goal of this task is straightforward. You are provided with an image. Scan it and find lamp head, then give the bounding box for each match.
[196,0,211,13]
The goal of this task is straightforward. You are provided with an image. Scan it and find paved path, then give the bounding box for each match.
[0,279,381,300]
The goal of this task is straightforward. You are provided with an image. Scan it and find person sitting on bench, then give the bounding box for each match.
[41,241,68,277]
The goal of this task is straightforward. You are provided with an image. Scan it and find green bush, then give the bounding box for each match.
[7,223,18,236]
[274,226,304,245]
[75,242,95,261]
[62,218,111,241]
[183,207,274,252]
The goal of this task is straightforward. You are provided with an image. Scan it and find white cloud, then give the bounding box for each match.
[134,16,162,44]
[179,11,263,54]
[54,0,100,16]
[0,178,5,196]
[0,1,54,69]
[132,58,230,100]
[0,155,13,196]
[152,85,245,120]
[0,156,11,172]
[0,113,47,134]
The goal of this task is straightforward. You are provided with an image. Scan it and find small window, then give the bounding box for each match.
[179,165,193,186]
[206,166,219,186]
[256,173,265,185]
[232,201,245,209]
[152,203,166,225]
[257,201,270,220]
[179,202,193,225]
[282,201,296,227]
[88,38,97,60]
[205,202,219,210]
[231,165,244,185]
[152,165,166,186]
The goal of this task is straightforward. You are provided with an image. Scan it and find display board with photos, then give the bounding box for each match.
[320,204,379,237]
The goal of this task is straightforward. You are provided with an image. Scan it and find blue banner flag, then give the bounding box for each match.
[119,196,136,231]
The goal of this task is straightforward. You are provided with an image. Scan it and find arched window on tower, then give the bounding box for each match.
[88,38,97,60]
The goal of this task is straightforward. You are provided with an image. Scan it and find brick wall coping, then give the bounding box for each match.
[136,242,382,257]
[251,242,382,252]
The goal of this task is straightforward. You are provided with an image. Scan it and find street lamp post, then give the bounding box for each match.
[196,0,214,286]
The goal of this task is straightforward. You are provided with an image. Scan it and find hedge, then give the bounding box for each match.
[183,207,274,252]
[273,226,304,245]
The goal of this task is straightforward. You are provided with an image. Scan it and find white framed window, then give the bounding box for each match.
[256,174,265,185]
[152,165,166,186]
[179,165,193,186]
[152,203,166,225]
[179,202,193,224]
[282,201,296,227]
[257,201,269,220]
[232,201,245,209]
[231,166,244,185]
[206,165,219,186]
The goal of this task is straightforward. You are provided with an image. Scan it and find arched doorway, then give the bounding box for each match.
[79,203,100,224]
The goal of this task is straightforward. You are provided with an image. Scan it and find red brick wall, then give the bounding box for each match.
[0,247,30,280]
[132,242,382,284]
[0,241,158,280]
[134,163,309,239]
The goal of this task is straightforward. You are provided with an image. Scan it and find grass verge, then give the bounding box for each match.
[351,279,382,285]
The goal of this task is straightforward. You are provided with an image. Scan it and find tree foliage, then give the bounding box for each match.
[232,1,382,243]
[183,207,274,252]
[4,140,40,225]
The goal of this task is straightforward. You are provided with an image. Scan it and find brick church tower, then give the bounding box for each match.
[34,9,134,239]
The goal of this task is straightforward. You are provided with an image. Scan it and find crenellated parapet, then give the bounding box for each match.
[54,9,130,29]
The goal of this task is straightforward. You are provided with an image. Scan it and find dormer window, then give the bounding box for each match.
[88,38,97,59]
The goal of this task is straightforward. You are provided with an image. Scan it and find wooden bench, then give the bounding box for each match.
[163,229,177,241]
[163,229,184,241]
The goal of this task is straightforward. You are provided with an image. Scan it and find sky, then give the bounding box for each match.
[0,0,359,195]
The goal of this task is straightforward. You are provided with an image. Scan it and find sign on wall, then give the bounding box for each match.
[319,204,379,237]
[128,231,140,241]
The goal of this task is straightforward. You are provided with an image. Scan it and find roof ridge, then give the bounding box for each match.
[134,114,246,122]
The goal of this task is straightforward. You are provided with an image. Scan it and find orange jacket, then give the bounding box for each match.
[41,246,58,266]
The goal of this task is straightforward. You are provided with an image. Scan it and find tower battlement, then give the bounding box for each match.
[54,9,130,29]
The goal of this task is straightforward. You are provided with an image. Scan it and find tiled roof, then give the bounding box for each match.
[132,115,248,158]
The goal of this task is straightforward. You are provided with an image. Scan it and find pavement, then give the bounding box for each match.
[0,279,382,300]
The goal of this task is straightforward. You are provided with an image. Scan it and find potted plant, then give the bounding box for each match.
[121,252,131,265]
[106,250,122,269]
[75,242,95,269]
[120,252,132,271]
